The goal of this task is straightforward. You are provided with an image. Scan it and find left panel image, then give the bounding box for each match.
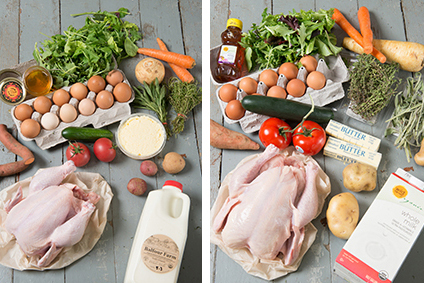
[0,1,202,282]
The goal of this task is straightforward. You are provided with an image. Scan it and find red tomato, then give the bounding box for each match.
[66,142,91,167]
[93,138,116,162]
[259,117,292,150]
[292,120,326,155]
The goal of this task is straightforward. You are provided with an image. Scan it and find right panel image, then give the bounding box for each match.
[210,1,424,282]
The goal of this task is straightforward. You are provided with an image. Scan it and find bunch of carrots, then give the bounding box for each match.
[332,7,386,63]
[137,39,196,83]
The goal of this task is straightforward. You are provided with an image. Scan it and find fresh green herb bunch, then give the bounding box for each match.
[168,78,202,135]
[132,79,171,138]
[240,8,341,70]
[348,54,400,121]
[33,8,142,88]
[385,73,424,162]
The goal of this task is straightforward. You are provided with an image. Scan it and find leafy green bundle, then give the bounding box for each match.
[241,8,341,70]
[33,8,142,88]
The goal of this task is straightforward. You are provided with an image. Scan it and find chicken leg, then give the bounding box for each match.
[29,160,76,194]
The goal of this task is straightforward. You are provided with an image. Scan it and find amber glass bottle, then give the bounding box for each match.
[211,18,248,83]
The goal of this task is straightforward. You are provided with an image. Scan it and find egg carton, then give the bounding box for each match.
[9,61,134,150]
[214,54,350,133]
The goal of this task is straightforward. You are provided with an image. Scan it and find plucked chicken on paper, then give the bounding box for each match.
[4,161,100,267]
[211,145,331,280]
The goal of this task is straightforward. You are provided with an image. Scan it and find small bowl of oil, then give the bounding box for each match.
[23,65,53,97]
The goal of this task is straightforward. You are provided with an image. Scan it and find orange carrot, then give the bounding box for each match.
[332,8,386,63]
[358,6,373,54]
[137,48,196,69]
[156,38,194,83]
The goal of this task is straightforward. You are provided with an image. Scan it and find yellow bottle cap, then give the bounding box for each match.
[226,18,243,30]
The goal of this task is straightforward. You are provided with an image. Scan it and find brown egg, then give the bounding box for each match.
[286,79,306,97]
[96,90,114,109]
[113,82,132,103]
[106,70,124,86]
[238,77,258,95]
[78,98,96,116]
[306,71,326,90]
[70,83,88,100]
[259,69,278,88]
[250,93,263,95]
[52,89,70,107]
[87,75,106,93]
[218,84,238,102]
[267,86,287,99]
[20,119,41,138]
[225,100,245,120]
[300,55,318,73]
[33,96,52,114]
[278,62,298,80]
[14,104,33,121]
[59,103,78,123]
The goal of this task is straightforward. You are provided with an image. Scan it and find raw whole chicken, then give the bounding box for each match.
[4,161,100,267]
[212,144,320,265]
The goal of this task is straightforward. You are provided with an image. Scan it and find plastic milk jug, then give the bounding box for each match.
[124,180,190,283]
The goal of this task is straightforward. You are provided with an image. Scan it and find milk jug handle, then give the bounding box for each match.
[178,195,191,219]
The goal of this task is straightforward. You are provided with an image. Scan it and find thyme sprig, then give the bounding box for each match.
[385,73,424,162]
[348,54,400,120]
[168,78,202,135]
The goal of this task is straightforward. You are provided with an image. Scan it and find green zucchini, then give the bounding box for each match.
[61,127,113,141]
[241,95,334,124]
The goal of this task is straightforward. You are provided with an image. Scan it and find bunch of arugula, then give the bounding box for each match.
[240,8,341,70]
[33,8,142,88]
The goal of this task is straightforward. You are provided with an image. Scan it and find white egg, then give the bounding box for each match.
[41,112,60,130]
[78,98,96,116]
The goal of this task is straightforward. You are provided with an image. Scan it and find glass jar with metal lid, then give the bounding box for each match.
[0,69,26,105]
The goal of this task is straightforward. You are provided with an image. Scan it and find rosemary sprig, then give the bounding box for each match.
[385,73,424,162]
[348,54,400,120]
[168,78,202,135]
[131,79,171,137]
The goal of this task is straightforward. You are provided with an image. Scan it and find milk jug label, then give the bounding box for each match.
[141,234,180,274]
[218,45,237,64]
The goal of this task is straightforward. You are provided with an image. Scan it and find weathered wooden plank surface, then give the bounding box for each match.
[0,1,202,283]
[210,0,424,282]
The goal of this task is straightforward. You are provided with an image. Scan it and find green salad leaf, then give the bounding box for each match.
[240,8,342,70]
[33,8,142,88]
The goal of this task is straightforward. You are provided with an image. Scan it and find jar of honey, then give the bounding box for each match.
[211,18,248,83]
[23,65,53,97]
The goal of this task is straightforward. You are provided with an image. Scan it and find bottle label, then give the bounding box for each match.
[141,234,180,274]
[218,45,237,64]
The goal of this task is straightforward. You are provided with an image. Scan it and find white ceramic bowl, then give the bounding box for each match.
[116,113,166,160]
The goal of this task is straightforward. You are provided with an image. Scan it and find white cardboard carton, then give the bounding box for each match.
[334,168,424,283]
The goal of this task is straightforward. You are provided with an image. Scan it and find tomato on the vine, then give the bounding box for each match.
[66,142,91,167]
[93,138,116,162]
[259,117,292,150]
[292,120,326,156]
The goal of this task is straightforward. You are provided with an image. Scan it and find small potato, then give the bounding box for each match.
[162,152,186,174]
[127,178,147,196]
[343,163,377,192]
[326,192,359,240]
[140,160,158,176]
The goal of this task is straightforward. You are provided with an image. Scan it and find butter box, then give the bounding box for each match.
[334,169,424,283]
[323,136,382,169]
[325,120,381,151]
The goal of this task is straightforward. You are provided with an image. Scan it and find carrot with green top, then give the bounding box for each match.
[358,6,373,54]
[332,8,386,63]
[156,38,194,83]
[137,48,196,69]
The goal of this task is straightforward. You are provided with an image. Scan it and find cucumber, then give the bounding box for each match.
[241,95,334,124]
[61,127,113,141]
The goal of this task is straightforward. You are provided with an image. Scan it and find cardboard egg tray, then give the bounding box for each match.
[9,61,134,150]
[213,54,350,133]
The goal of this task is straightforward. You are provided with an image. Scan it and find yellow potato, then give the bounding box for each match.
[326,192,359,240]
[343,163,377,192]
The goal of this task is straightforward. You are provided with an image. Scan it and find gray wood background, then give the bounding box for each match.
[0,0,202,282]
[210,0,424,282]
